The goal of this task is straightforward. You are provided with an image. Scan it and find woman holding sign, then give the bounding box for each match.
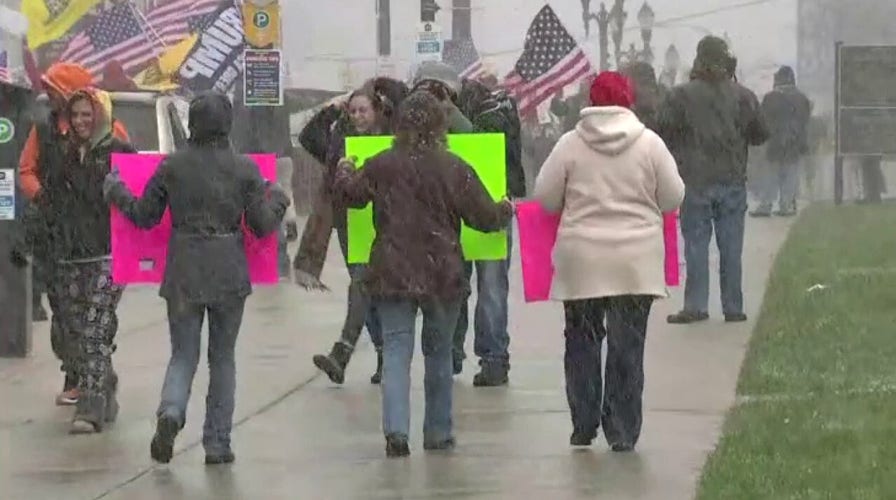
[533,72,684,451]
[298,80,408,386]
[41,88,136,434]
[333,91,513,457]
[105,92,290,465]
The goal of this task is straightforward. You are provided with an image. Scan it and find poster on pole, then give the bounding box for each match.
[0,169,14,220]
[244,49,283,106]
[415,22,443,63]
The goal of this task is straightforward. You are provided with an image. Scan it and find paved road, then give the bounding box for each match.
[0,216,792,500]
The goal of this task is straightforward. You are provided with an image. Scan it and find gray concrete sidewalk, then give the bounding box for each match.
[0,217,792,500]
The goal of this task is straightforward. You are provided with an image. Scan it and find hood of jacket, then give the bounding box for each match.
[67,88,113,148]
[42,62,93,99]
[575,106,646,156]
[188,91,233,146]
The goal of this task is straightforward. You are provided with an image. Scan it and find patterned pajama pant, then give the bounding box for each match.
[50,259,124,424]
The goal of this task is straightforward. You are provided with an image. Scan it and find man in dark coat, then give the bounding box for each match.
[550,79,590,134]
[751,65,811,216]
[657,36,768,325]
[452,79,524,386]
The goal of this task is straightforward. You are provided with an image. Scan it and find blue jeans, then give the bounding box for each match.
[343,264,383,351]
[453,227,512,368]
[680,184,747,316]
[758,160,800,212]
[158,297,246,455]
[377,298,461,441]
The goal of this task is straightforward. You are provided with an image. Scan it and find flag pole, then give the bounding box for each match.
[125,0,167,57]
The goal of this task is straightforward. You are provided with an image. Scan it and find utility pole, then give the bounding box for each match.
[421,0,439,22]
[452,0,471,40]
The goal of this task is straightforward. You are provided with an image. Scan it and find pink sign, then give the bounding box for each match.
[516,201,680,303]
[110,153,279,285]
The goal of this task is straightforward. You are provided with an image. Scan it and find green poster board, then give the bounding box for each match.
[345,133,507,264]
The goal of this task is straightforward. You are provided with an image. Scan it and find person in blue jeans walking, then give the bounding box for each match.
[657,36,769,324]
[750,65,811,218]
[453,78,526,386]
[333,91,513,457]
[105,92,289,465]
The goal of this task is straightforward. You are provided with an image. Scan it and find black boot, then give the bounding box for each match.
[312,342,353,384]
[370,351,383,385]
[473,362,509,387]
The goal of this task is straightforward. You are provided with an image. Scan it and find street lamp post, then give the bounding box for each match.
[609,0,626,68]
[637,2,655,65]
[582,0,612,70]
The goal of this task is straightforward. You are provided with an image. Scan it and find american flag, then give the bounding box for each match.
[0,50,9,83]
[443,38,487,80]
[502,5,594,114]
[59,0,222,81]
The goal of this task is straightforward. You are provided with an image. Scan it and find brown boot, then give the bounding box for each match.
[312,342,353,384]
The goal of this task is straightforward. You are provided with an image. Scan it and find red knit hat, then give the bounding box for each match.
[589,71,635,108]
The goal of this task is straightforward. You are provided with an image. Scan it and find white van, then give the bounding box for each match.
[107,91,190,153]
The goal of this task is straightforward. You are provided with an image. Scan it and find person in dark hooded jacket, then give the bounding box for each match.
[657,36,768,325]
[452,78,522,385]
[622,61,662,131]
[751,65,811,217]
[104,91,290,465]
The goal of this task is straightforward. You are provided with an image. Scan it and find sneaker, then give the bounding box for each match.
[774,209,797,217]
[55,388,79,406]
[724,313,748,323]
[205,451,236,465]
[666,311,709,324]
[385,434,410,458]
[749,209,772,218]
[150,414,180,464]
[69,419,98,435]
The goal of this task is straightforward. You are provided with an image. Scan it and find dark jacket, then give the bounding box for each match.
[761,85,811,164]
[44,135,136,261]
[298,104,345,165]
[333,147,512,300]
[109,92,288,303]
[550,92,588,134]
[656,79,769,189]
[293,116,371,279]
[464,88,526,198]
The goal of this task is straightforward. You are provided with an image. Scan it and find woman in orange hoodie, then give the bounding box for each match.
[18,63,130,407]
[42,88,136,434]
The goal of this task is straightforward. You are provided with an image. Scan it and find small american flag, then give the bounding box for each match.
[59,0,222,81]
[0,50,9,83]
[502,5,594,115]
[443,38,487,80]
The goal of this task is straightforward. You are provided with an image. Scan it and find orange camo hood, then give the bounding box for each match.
[42,63,94,98]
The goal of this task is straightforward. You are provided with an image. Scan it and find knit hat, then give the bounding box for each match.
[589,71,635,108]
[413,61,462,95]
[41,62,93,98]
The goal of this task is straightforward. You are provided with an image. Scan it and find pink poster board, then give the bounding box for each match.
[110,153,279,285]
[516,201,680,303]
